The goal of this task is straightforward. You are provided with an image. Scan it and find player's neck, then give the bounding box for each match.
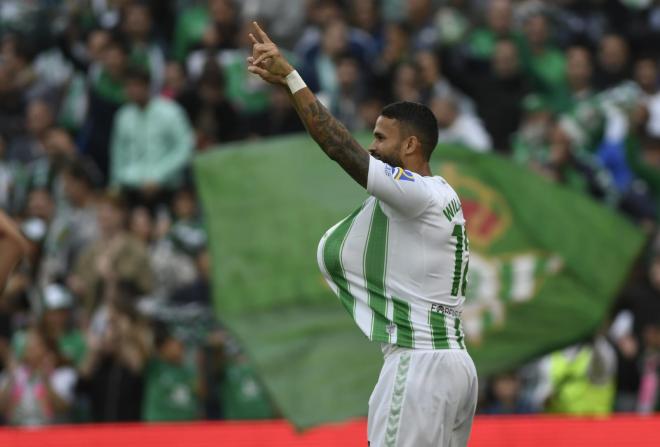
[404,161,432,177]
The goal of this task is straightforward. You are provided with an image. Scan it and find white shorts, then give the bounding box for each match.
[368,345,478,447]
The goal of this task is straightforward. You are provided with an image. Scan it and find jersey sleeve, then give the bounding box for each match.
[366,156,433,217]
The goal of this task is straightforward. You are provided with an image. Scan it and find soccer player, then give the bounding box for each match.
[0,210,28,293]
[247,22,477,446]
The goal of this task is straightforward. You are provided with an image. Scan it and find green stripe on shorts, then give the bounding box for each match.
[385,352,411,447]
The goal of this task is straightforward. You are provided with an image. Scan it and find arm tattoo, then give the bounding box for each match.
[290,90,369,187]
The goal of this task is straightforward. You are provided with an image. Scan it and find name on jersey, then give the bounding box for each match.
[385,164,415,182]
[442,198,462,222]
[431,303,462,318]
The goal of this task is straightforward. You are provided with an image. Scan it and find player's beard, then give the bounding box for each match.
[379,151,404,169]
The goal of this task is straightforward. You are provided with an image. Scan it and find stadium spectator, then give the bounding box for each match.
[294,0,345,67]
[327,53,368,131]
[185,19,270,138]
[0,326,77,426]
[433,95,493,152]
[405,0,439,50]
[130,205,156,246]
[451,38,530,153]
[609,308,642,412]
[143,323,200,421]
[8,99,54,164]
[414,49,474,113]
[540,122,618,204]
[433,0,472,49]
[464,0,516,69]
[170,246,211,307]
[110,66,193,209]
[372,22,411,101]
[482,371,534,414]
[122,2,166,94]
[556,45,595,113]
[205,0,241,51]
[38,159,99,288]
[0,133,18,211]
[594,34,631,91]
[241,0,306,49]
[77,296,151,422]
[69,193,152,315]
[518,12,566,102]
[19,127,78,210]
[219,352,276,420]
[178,63,240,148]
[0,35,38,100]
[530,335,617,415]
[349,0,384,49]
[297,17,376,95]
[391,62,422,103]
[161,61,187,99]
[80,35,128,181]
[0,64,26,147]
[8,285,85,372]
[262,86,306,136]
[634,56,658,100]
[637,305,660,413]
[39,285,86,368]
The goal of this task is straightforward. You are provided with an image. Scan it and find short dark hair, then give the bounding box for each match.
[124,64,151,85]
[63,159,96,188]
[381,101,439,160]
[106,33,129,54]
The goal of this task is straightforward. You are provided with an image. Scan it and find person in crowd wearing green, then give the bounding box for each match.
[110,66,193,209]
[12,285,86,369]
[518,12,566,104]
[143,324,200,421]
[552,46,595,114]
[465,0,520,66]
[122,3,166,94]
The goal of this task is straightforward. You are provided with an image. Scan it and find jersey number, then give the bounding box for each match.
[451,225,469,297]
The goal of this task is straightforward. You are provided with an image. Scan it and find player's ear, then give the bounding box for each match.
[403,135,419,156]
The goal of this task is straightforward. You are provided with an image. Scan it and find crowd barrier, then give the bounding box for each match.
[0,415,659,446]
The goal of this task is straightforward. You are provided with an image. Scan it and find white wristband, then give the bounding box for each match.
[285,70,306,94]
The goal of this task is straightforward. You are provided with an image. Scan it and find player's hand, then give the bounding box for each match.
[247,21,292,85]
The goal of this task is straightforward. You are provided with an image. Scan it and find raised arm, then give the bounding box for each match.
[247,22,369,187]
[0,211,28,294]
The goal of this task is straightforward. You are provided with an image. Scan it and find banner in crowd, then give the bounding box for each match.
[194,134,645,428]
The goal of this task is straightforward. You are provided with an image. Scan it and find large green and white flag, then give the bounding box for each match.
[194,134,645,428]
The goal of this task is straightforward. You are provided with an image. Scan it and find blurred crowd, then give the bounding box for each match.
[1,0,660,425]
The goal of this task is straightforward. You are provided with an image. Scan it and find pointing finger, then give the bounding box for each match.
[248,33,260,45]
[253,21,272,44]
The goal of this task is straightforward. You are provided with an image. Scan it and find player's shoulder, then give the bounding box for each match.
[381,163,417,182]
[427,175,460,207]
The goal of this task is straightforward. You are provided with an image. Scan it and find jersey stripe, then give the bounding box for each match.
[364,201,391,342]
[451,225,465,296]
[392,298,414,348]
[323,207,363,317]
[455,317,465,350]
[461,260,469,297]
[429,310,450,349]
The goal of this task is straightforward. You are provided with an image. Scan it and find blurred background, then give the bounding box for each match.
[0,0,659,441]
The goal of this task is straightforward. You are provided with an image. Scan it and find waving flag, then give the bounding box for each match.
[194,134,645,428]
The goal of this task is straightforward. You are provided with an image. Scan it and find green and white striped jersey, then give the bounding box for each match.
[317,157,469,350]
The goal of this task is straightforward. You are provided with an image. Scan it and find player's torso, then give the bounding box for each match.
[317,176,470,349]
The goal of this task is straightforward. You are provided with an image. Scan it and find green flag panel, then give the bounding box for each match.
[194,134,645,428]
